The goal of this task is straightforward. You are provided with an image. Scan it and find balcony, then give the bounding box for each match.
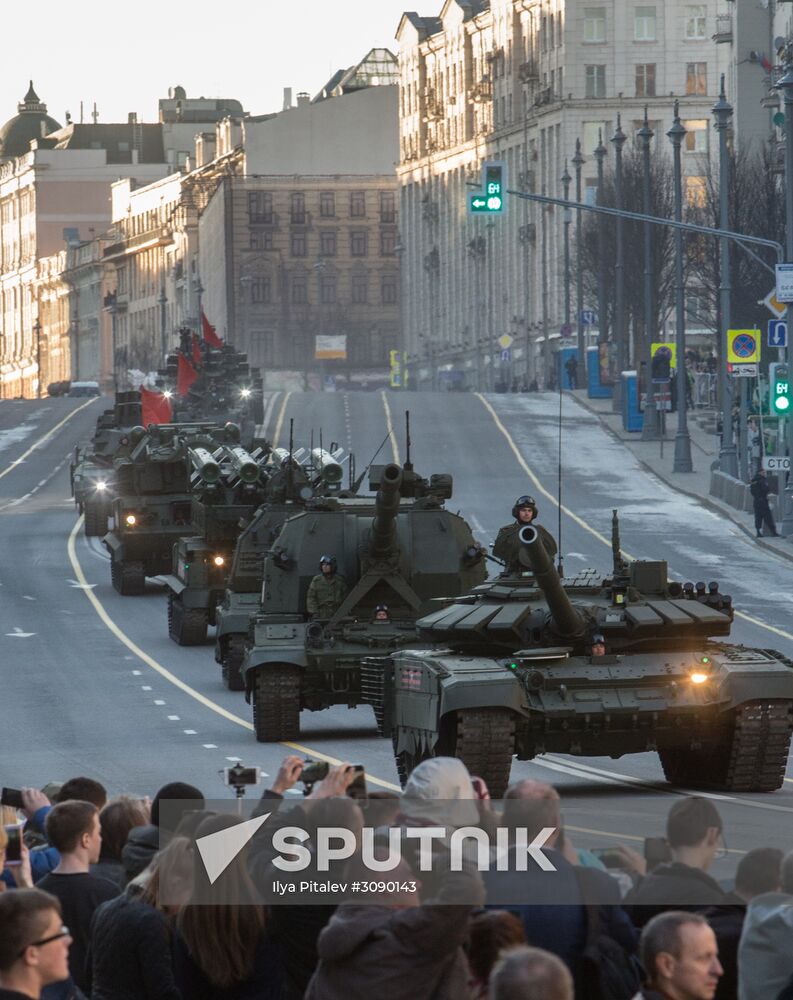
[713,14,732,43]
[102,226,173,261]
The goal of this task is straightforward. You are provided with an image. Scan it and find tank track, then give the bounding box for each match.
[83,503,109,538]
[221,635,246,692]
[659,700,793,792]
[168,594,208,645]
[111,559,145,596]
[441,708,516,798]
[253,665,301,742]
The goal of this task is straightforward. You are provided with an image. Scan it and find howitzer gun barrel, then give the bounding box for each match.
[188,446,222,484]
[368,463,403,558]
[225,445,260,484]
[311,448,343,485]
[518,525,586,637]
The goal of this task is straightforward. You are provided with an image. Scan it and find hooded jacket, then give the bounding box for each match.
[624,862,727,927]
[737,891,793,1000]
[121,825,162,884]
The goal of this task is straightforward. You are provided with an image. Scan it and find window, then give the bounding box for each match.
[350,191,366,217]
[634,6,656,41]
[251,277,271,304]
[291,275,308,304]
[585,65,606,98]
[319,192,335,218]
[290,193,306,224]
[685,4,706,40]
[319,230,337,256]
[319,275,337,304]
[290,231,307,257]
[350,230,368,256]
[352,273,369,304]
[381,274,398,305]
[250,229,273,250]
[379,191,396,223]
[684,119,708,153]
[685,175,707,207]
[686,289,707,325]
[582,121,607,153]
[686,62,707,95]
[248,192,273,224]
[380,229,398,256]
[584,179,599,205]
[583,7,606,43]
[635,64,656,97]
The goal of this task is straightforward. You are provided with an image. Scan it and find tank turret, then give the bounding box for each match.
[368,464,402,559]
[519,525,586,639]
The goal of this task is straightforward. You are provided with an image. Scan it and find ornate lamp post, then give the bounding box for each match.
[572,139,585,369]
[611,115,627,409]
[639,107,659,440]
[667,102,693,473]
[561,161,572,338]
[776,59,793,534]
[594,132,607,362]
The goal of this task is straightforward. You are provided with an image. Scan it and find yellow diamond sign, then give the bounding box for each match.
[498,334,513,350]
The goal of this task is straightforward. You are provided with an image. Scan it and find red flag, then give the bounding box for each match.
[177,354,198,397]
[140,386,173,426]
[202,310,223,348]
[191,332,203,367]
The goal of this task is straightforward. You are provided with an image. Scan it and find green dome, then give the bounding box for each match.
[0,82,61,160]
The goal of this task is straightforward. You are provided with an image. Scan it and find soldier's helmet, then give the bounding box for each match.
[512,494,538,520]
[319,554,337,572]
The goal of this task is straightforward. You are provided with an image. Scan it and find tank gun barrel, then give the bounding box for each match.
[225,445,260,485]
[368,463,403,558]
[188,446,222,484]
[519,525,586,637]
[311,448,343,485]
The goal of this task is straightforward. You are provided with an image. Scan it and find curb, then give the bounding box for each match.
[568,391,793,568]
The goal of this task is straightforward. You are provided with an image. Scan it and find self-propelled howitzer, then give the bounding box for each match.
[376,515,793,796]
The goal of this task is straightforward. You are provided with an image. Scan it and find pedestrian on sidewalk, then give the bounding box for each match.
[749,470,778,538]
[564,356,578,389]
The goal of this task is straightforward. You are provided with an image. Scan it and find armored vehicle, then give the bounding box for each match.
[242,461,487,742]
[70,392,142,536]
[162,442,273,645]
[214,447,352,691]
[103,422,245,595]
[376,514,793,796]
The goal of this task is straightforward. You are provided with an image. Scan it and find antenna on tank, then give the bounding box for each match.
[611,509,628,579]
[404,410,413,471]
[288,419,294,493]
[556,379,564,578]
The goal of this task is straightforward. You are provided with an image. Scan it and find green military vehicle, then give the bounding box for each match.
[213,447,352,691]
[242,460,487,742]
[162,443,273,646]
[103,422,245,595]
[70,392,142,536]
[375,513,793,796]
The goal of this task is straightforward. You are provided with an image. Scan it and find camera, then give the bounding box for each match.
[222,763,260,796]
[1,788,24,810]
[300,761,367,800]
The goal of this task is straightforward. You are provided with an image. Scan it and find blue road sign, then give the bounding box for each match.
[768,319,788,348]
[501,349,511,362]
[580,309,598,326]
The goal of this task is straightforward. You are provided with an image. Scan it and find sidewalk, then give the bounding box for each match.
[570,389,793,566]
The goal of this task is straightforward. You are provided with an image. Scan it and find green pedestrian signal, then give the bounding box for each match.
[468,161,505,214]
[770,362,790,414]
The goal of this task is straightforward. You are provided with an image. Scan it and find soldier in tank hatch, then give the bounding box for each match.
[306,555,348,620]
[493,495,557,575]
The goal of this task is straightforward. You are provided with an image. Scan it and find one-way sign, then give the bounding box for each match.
[768,319,788,348]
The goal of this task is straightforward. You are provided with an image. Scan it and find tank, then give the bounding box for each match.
[213,444,358,690]
[241,461,487,742]
[161,443,273,645]
[70,391,142,536]
[102,422,244,595]
[377,512,793,797]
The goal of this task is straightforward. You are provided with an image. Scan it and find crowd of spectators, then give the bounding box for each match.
[1,757,792,1000]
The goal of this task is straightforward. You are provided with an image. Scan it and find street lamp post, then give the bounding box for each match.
[776,60,793,535]
[611,116,627,411]
[159,285,168,364]
[712,76,738,478]
[594,132,608,366]
[572,140,585,373]
[667,102,693,473]
[639,107,659,440]
[34,317,42,399]
[561,161,572,336]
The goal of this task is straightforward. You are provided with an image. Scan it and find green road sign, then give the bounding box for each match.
[770,362,790,414]
[468,161,505,214]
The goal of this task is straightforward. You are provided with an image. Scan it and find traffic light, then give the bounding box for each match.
[770,362,790,415]
[469,161,505,214]
[651,348,672,382]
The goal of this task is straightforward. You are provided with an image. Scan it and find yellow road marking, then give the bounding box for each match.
[271,392,291,450]
[380,391,401,465]
[0,398,96,481]
[477,393,793,643]
[66,515,399,790]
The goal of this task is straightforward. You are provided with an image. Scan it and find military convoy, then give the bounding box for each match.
[370,512,793,796]
[242,459,487,742]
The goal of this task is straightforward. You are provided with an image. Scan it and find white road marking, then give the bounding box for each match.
[5,627,36,638]
[167,715,180,721]
[67,579,96,589]
[184,729,197,735]
[203,743,218,749]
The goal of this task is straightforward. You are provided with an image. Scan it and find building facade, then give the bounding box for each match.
[397,0,722,388]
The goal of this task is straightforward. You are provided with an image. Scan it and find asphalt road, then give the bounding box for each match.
[3,390,792,871]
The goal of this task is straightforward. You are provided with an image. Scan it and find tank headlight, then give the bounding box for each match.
[212,555,225,567]
[95,481,107,492]
[163,390,173,399]
[125,513,137,526]
[240,388,251,398]
[689,671,708,685]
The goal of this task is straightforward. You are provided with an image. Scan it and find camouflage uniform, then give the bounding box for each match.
[493,521,557,574]
[306,573,349,619]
